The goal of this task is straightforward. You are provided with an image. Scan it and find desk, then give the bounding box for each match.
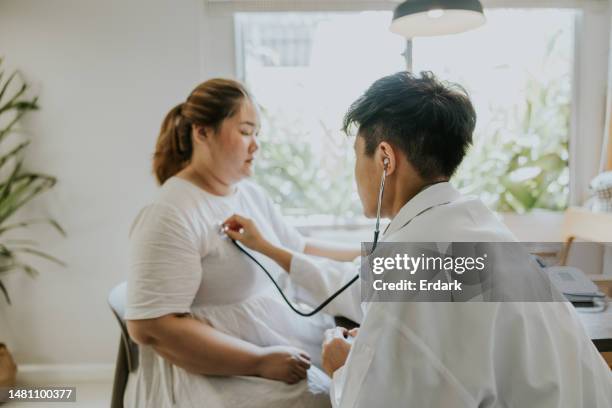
[577,303,612,368]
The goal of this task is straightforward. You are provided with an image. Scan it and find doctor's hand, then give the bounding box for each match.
[223,214,269,253]
[321,327,356,377]
[256,345,311,385]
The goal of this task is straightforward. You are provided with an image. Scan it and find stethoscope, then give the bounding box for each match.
[227,158,390,317]
[230,159,449,317]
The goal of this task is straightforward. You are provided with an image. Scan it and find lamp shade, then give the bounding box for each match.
[390,0,485,38]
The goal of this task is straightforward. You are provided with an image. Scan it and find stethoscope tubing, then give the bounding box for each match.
[233,167,448,317]
[230,166,389,317]
[231,239,359,317]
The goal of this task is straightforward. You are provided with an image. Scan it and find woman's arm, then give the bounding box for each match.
[224,215,360,270]
[304,239,361,262]
[224,214,364,322]
[127,314,310,384]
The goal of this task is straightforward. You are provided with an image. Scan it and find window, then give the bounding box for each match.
[413,9,575,213]
[235,8,577,220]
[236,12,404,223]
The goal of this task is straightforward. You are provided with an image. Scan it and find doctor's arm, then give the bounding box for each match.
[327,311,477,408]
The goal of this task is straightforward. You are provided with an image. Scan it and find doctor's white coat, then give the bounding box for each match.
[290,183,612,407]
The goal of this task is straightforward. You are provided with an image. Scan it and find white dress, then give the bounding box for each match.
[125,177,333,408]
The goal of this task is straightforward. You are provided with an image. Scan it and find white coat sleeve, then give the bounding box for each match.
[289,252,363,323]
[332,309,477,408]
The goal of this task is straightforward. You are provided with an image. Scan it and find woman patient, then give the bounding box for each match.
[125,79,357,408]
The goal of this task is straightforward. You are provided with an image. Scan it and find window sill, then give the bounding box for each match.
[290,209,566,242]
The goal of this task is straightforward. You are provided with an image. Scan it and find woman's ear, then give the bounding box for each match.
[192,125,209,143]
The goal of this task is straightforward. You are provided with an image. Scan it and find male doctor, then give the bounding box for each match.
[225,71,612,407]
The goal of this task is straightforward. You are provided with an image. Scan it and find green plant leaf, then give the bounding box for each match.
[0,60,65,305]
[0,83,27,115]
[15,263,39,278]
[5,239,39,246]
[11,247,66,267]
[0,218,65,237]
[0,157,24,201]
[0,174,57,224]
[0,70,18,107]
[0,106,31,144]
[0,279,10,305]
[0,141,30,171]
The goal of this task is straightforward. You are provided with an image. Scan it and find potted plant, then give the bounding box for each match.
[0,59,65,387]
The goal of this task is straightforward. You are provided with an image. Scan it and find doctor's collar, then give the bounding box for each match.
[382,181,460,238]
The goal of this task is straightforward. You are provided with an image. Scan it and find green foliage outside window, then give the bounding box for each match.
[454,30,570,213]
[253,32,570,218]
[253,109,361,219]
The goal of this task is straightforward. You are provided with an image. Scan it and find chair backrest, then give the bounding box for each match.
[559,207,612,265]
[108,282,139,372]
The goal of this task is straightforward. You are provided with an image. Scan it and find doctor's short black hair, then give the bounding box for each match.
[342,71,476,179]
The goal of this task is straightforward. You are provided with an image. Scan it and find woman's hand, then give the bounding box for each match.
[223,214,269,253]
[223,214,293,272]
[256,346,311,384]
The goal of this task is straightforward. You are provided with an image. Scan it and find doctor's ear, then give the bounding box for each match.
[378,143,396,175]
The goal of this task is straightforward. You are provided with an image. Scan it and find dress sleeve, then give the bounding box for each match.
[125,203,204,320]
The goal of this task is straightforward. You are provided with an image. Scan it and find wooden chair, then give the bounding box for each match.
[559,207,612,266]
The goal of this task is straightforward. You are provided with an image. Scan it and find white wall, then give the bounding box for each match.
[0,0,202,364]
